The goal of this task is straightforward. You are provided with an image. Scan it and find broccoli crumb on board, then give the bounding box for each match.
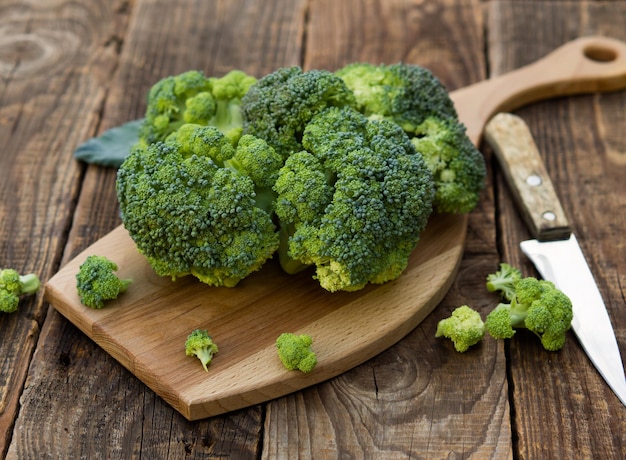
[275,333,317,373]
[185,329,219,372]
[76,255,132,309]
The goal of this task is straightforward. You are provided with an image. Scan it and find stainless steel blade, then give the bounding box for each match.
[484,112,626,407]
[521,236,626,406]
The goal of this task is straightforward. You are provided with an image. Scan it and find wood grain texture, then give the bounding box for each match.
[0,0,130,455]
[487,1,626,458]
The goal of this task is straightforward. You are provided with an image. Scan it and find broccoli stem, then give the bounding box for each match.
[277,225,309,274]
[20,274,41,295]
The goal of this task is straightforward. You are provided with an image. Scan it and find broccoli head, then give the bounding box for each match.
[336,62,458,132]
[185,329,219,372]
[273,106,435,292]
[76,255,132,309]
[0,268,40,313]
[275,333,317,373]
[435,305,485,352]
[409,116,486,213]
[485,276,573,351]
[139,69,257,146]
[116,124,280,287]
[241,66,357,159]
[336,63,485,214]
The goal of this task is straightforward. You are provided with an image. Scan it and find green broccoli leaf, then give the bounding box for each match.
[73,118,143,168]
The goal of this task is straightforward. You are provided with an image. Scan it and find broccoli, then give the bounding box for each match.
[273,106,435,292]
[116,124,280,287]
[335,62,458,134]
[486,262,522,302]
[336,62,486,214]
[139,69,257,146]
[185,329,219,372]
[0,268,40,313]
[275,333,317,373]
[241,66,357,159]
[435,305,485,352]
[485,276,573,351]
[409,117,486,213]
[76,255,132,309]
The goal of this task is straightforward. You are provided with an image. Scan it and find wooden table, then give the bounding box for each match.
[1,0,625,458]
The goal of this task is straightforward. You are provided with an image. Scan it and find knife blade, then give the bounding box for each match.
[483,112,626,407]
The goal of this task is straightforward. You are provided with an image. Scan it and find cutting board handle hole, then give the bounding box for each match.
[583,44,618,63]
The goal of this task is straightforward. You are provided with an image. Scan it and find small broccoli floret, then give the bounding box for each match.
[410,117,486,213]
[275,333,317,373]
[486,263,523,302]
[139,69,257,146]
[0,268,40,313]
[76,256,132,309]
[485,276,573,351]
[116,125,280,287]
[274,106,434,292]
[435,305,485,352]
[241,67,357,159]
[185,329,219,372]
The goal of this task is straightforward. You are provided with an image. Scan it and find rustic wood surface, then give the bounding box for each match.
[0,0,624,458]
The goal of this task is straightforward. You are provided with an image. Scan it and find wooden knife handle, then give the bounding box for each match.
[484,113,571,241]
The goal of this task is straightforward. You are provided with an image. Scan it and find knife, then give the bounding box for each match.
[483,112,626,407]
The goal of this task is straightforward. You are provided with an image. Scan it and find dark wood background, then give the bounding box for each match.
[0,0,624,458]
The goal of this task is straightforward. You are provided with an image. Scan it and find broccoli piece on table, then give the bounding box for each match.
[76,255,132,309]
[485,276,573,351]
[273,106,434,292]
[241,66,357,159]
[185,329,219,372]
[486,263,523,302]
[139,69,257,146]
[276,333,317,373]
[0,268,40,313]
[116,124,280,287]
[435,305,485,352]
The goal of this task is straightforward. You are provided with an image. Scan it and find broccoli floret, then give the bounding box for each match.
[241,67,357,159]
[273,106,435,292]
[0,268,40,313]
[336,62,458,132]
[409,117,486,213]
[486,263,523,302]
[336,63,485,214]
[116,125,280,287]
[139,69,257,146]
[75,255,132,309]
[185,329,219,372]
[275,333,317,373]
[435,305,485,352]
[485,276,573,351]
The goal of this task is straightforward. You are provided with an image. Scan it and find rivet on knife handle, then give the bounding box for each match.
[484,113,571,241]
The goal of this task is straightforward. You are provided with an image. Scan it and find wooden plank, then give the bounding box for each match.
[260,0,513,458]
[487,1,626,458]
[7,0,307,457]
[0,0,130,455]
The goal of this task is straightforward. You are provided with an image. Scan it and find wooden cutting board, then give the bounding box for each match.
[44,36,626,421]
